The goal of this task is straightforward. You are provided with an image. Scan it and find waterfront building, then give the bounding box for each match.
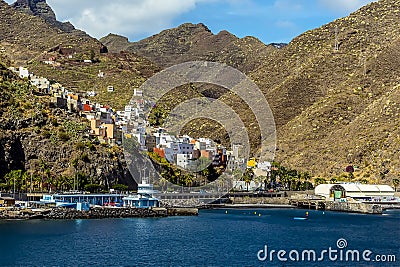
[40,193,125,210]
[315,183,396,202]
[123,179,160,208]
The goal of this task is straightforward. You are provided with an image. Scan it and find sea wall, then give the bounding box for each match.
[45,207,169,219]
[167,207,198,216]
[0,207,169,220]
[325,201,382,214]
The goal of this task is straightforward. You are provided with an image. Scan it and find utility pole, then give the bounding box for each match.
[334,26,339,51]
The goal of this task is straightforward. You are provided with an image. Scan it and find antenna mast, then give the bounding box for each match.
[334,26,339,51]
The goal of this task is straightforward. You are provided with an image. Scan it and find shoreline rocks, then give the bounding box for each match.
[0,206,202,220]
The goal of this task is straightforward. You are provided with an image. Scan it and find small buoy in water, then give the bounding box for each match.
[258,214,261,217]
[322,212,325,215]
[306,211,309,217]
[225,210,228,214]
[254,211,257,215]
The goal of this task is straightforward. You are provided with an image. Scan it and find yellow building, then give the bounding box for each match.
[247,158,257,168]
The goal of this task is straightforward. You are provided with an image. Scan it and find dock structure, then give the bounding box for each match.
[289,197,326,210]
[289,195,383,214]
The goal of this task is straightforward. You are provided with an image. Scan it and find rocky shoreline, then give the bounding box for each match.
[0,207,198,220]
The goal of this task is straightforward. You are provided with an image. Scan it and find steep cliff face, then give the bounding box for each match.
[12,0,75,32]
[12,0,56,20]
[0,0,102,65]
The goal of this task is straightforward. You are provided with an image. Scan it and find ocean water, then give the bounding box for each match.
[0,209,399,267]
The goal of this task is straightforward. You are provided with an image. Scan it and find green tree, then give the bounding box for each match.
[314,177,327,186]
[147,107,167,126]
[84,183,103,193]
[76,172,88,191]
[112,184,128,192]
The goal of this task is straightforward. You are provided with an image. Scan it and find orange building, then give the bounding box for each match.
[153,147,165,158]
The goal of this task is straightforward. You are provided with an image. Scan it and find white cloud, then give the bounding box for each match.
[318,0,376,13]
[4,0,255,39]
[44,0,201,39]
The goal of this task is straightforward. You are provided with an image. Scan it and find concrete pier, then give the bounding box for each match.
[289,196,383,214]
[325,201,382,214]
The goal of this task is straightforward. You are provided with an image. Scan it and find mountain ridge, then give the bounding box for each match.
[100,22,278,73]
[1,0,400,183]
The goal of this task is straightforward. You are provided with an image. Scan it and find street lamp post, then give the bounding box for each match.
[13,176,16,199]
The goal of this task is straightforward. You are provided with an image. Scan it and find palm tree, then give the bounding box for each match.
[393,178,399,192]
[71,158,79,191]
[4,170,24,193]
[159,177,168,192]
[302,172,311,190]
[39,159,48,192]
[43,168,52,191]
[243,169,254,191]
[183,174,194,188]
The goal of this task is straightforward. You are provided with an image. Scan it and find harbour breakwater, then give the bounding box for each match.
[0,207,198,220]
[325,201,382,214]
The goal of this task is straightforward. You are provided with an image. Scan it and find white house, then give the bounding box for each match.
[134,89,143,97]
[19,67,29,78]
[257,161,272,171]
[176,154,193,169]
[30,76,50,93]
[87,91,97,97]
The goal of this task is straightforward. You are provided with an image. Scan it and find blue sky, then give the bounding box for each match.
[5,0,376,44]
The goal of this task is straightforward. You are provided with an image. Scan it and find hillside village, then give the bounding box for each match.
[9,65,272,188]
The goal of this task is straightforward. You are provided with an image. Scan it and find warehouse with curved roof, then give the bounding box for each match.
[315,183,395,201]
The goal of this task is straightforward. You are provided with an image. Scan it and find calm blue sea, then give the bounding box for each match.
[0,208,399,267]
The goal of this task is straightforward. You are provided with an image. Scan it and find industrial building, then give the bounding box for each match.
[315,183,395,202]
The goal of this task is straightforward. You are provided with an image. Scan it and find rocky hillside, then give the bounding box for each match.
[102,0,400,182]
[0,0,102,65]
[0,0,160,110]
[12,0,75,32]
[101,23,277,73]
[250,0,400,181]
[0,61,135,190]
[1,0,399,185]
